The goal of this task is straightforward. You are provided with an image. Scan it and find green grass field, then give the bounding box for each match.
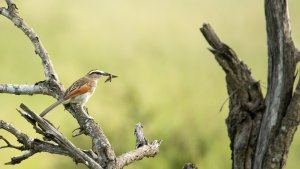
[0,1,300,169]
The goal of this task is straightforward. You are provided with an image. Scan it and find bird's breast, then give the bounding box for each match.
[69,91,93,105]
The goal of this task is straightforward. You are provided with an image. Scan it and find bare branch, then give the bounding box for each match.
[0,118,105,165]
[116,140,162,168]
[19,103,103,169]
[0,83,51,96]
[0,120,71,164]
[64,104,116,167]
[0,135,24,150]
[5,0,18,13]
[116,122,161,168]
[4,141,70,165]
[0,2,59,81]
[5,150,35,165]
[0,120,31,147]
[200,23,223,50]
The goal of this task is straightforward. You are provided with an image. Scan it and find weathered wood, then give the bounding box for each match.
[254,0,297,168]
[200,23,265,169]
[116,140,162,168]
[20,104,103,169]
[65,104,116,167]
[201,0,300,168]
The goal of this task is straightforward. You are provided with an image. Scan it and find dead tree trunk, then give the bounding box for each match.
[200,0,300,169]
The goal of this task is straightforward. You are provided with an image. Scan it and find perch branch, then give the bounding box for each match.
[200,23,264,169]
[64,104,116,167]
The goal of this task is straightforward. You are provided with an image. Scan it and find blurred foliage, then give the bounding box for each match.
[0,0,300,169]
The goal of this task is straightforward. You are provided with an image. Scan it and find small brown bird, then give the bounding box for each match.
[40,69,117,117]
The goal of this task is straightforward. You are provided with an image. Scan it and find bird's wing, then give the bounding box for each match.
[64,77,92,100]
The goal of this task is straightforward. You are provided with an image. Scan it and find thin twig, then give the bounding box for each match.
[219,89,239,113]
[0,136,24,150]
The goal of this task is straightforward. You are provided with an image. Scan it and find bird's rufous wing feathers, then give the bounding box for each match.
[63,77,92,100]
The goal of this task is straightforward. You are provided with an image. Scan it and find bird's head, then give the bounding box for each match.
[87,69,118,82]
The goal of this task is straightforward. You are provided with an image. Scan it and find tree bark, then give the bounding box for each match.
[254,0,297,168]
[200,0,300,169]
[200,24,265,169]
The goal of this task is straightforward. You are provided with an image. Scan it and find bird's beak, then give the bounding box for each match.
[104,73,118,83]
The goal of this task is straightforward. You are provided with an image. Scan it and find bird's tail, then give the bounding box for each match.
[40,99,64,117]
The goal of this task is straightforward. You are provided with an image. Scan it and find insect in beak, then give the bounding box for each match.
[105,74,118,83]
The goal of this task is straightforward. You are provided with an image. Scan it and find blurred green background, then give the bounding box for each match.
[0,0,300,169]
